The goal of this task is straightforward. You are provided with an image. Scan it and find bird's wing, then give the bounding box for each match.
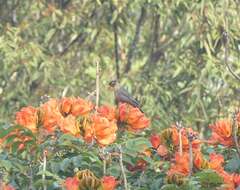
[117,87,140,107]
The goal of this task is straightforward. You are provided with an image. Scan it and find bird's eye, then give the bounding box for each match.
[109,80,116,87]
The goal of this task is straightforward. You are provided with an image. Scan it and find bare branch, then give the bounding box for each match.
[187,131,197,177]
[223,2,240,81]
[118,145,128,190]
[176,122,183,156]
[232,111,240,158]
[111,4,120,80]
[125,5,146,73]
[95,61,100,110]
[59,33,86,56]
[42,150,47,190]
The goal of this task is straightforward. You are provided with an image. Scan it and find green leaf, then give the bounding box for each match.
[194,170,223,188]
[225,156,240,172]
[161,184,179,190]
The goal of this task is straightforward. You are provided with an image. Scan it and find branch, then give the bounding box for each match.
[176,122,183,156]
[187,131,196,177]
[42,150,47,190]
[149,12,161,64]
[222,2,240,81]
[232,111,240,158]
[188,140,193,177]
[125,5,146,73]
[98,147,107,176]
[0,171,3,190]
[118,145,128,190]
[111,4,120,80]
[95,61,100,110]
[58,6,97,56]
[59,33,86,56]
[28,163,33,190]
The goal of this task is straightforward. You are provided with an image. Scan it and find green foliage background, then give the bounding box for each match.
[1,0,240,131]
[0,1,240,189]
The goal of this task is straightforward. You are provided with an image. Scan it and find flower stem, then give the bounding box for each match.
[179,129,183,156]
[95,61,100,111]
[42,150,47,190]
[176,122,183,156]
[232,111,240,158]
[118,145,128,190]
[188,140,193,177]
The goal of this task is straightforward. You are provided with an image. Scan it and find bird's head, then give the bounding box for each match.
[108,80,118,90]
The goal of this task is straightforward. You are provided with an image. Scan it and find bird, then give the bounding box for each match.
[108,80,144,113]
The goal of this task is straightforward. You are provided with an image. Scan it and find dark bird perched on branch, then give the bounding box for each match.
[108,80,144,113]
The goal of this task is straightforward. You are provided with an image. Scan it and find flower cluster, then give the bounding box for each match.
[150,120,240,189]
[150,126,201,157]
[118,103,150,132]
[13,97,150,148]
[63,169,118,190]
[208,119,240,147]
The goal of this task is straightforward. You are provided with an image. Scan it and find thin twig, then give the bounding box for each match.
[0,171,3,190]
[42,150,47,190]
[61,86,69,97]
[125,4,146,73]
[28,163,33,190]
[232,111,240,158]
[95,61,100,111]
[187,132,195,177]
[111,3,120,80]
[118,145,128,190]
[176,122,183,156]
[179,130,183,156]
[99,147,107,176]
[223,1,240,81]
[59,33,86,56]
[103,158,106,175]
[188,141,193,177]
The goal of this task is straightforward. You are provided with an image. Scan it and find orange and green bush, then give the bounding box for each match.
[0,0,240,190]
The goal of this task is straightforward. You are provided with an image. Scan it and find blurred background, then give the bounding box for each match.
[0,0,240,134]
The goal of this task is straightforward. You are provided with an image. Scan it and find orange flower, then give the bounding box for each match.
[118,103,129,122]
[101,176,118,190]
[172,127,187,148]
[126,107,144,124]
[97,105,117,121]
[71,98,93,116]
[130,116,150,132]
[171,126,201,151]
[16,106,38,133]
[209,119,233,147]
[118,103,150,132]
[127,159,148,172]
[59,97,73,116]
[150,134,161,149]
[142,148,152,157]
[64,176,79,190]
[83,120,94,143]
[232,173,240,187]
[209,153,224,171]
[1,128,33,152]
[40,99,63,132]
[58,115,80,136]
[193,151,205,170]
[157,145,168,157]
[18,143,25,151]
[167,152,190,177]
[3,184,15,190]
[92,115,118,146]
